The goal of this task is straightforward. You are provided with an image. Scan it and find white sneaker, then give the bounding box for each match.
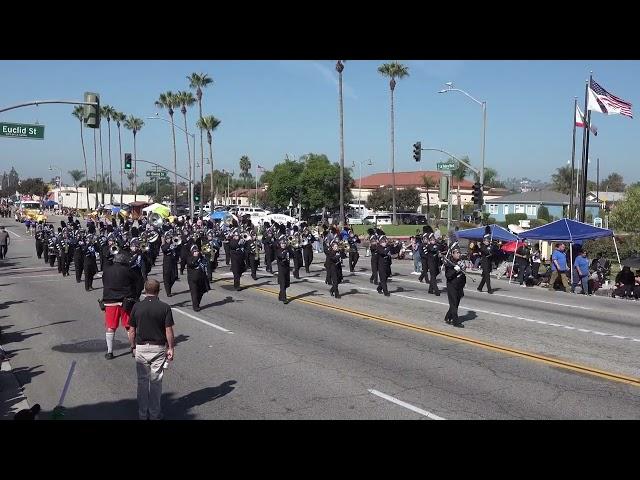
[411,271,420,275]
[520,284,526,288]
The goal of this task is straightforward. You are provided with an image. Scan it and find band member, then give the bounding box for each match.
[180,231,194,275]
[246,232,260,280]
[229,229,246,290]
[327,240,343,298]
[187,244,210,312]
[301,225,315,273]
[276,236,292,304]
[47,230,58,267]
[129,239,145,300]
[84,235,99,291]
[291,226,303,279]
[418,225,433,284]
[423,233,442,296]
[42,226,51,263]
[368,228,380,285]
[99,231,110,272]
[262,221,275,273]
[161,233,179,297]
[376,235,393,296]
[73,232,85,283]
[102,251,138,359]
[223,225,232,266]
[347,229,361,272]
[34,221,45,259]
[57,229,70,276]
[477,228,494,294]
[444,245,466,328]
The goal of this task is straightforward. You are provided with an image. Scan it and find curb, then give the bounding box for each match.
[0,345,30,419]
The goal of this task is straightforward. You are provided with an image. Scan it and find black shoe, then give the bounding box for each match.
[452,321,464,328]
[193,306,201,312]
[282,299,289,305]
[104,352,114,360]
[477,287,482,292]
[445,316,452,324]
[370,278,374,284]
[434,292,440,296]
[167,293,172,297]
[335,293,341,299]
[488,290,494,294]
[384,292,390,297]
[330,290,334,297]
[252,275,257,280]
[377,288,382,294]
[374,281,379,285]
[428,289,433,294]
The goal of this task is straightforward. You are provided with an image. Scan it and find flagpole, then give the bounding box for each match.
[580,72,594,222]
[255,163,258,206]
[569,97,578,219]
[578,77,589,222]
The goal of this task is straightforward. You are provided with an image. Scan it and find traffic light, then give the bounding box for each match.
[439,175,449,202]
[124,153,132,170]
[472,182,483,205]
[194,192,200,203]
[413,141,421,162]
[83,92,100,128]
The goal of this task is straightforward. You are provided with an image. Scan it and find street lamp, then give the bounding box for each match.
[438,82,487,188]
[351,159,373,218]
[147,114,197,215]
[49,164,63,209]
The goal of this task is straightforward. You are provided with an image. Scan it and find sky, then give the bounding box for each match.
[1,60,639,187]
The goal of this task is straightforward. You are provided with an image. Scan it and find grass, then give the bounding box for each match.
[351,224,448,237]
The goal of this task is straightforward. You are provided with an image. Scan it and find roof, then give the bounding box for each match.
[357,171,475,189]
[229,188,265,197]
[488,190,598,206]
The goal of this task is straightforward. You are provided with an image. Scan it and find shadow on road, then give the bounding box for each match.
[459,311,478,323]
[336,288,367,297]
[288,290,321,302]
[0,300,28,310]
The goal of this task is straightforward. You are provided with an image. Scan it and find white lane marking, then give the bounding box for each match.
[368,389,445,420]
[172,307,234,334]
[6,230,22,238]
[303,277,640,343]
[16,279,62,283]
[2,266,51,271]
[1,274,60,279]
[351,271,594,310]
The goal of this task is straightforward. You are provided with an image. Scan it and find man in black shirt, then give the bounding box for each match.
[129,279,175,421]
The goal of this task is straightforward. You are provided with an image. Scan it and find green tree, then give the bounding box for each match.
[366,187,393,211]
[101,105,117,204]
[297,153,353,215]
[239,155,252,188]
[71,106,90,210]
[20,178,49,197]
[123,116,144,201]
[600,172,626,192]
[422,174,437,218]
[610,185,640,232]
[68,169,85,210]
[378,61,409,225]
[537,205,550,221]
[397,187,420,211]
[188,72,214,206]
[551,165,574,194]
[262,158,305,210]
[472,166,506,188]
[197,115,222,203]
[155,91,180,212]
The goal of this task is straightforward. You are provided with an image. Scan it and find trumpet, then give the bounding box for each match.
[172,236,182,246]
[110,244,120,255]
[288,234,300,248]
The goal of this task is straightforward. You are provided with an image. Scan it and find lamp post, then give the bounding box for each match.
[49,164,63,208]
[147,114,196,215]
[351,159,373,218]
[438,82,486,191]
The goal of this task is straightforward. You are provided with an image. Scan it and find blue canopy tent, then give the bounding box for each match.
[518,219,620,285]
[43,200,57,207]
[456,224,519,242]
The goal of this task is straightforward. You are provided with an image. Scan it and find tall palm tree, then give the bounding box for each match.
[123,116,144,202]
[422,174,437,219]
[176,90,196,211]
[155,91,179,213]
[188,73,214,206]
[68,169,85,210]
[239,155,251,188]
[71,106,90,210]
[197,115,222,203]
[113,111,127,205]
[102,105,116,205]
[378,61,410,225]
[99,105,110,205]
[336,60,346,224]
[92,128,99,209]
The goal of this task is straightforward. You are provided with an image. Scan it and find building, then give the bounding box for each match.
[485,190,600,222]
[46,187,150,210]
[222,188,266,206]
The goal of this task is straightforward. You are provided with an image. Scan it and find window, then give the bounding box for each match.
[515,204,525,214]
[503,205,509,215]
[489,204,498,214]
[526,204,537,216]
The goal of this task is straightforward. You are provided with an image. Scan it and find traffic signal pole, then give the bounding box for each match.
[0,99,98,114]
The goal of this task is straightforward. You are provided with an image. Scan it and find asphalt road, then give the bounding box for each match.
[1,217,639,419]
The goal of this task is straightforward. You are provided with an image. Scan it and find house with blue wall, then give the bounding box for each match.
[486,190,600,222]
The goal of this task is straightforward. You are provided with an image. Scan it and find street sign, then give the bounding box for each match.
[146,170,167,178]
[0,122,45,140]
[437,161,456,171]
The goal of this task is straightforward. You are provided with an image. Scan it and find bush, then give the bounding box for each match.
[528,219,548,228]
[537,206,550,221]
[485,217,497,225]
[505,213,528,225]
[583,234,640,263]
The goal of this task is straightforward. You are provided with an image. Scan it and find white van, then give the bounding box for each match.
[236,206,271,221]
[363,214,392,225]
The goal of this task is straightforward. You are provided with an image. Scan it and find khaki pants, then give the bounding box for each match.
[548,270,571,292]
[135,344,167,420]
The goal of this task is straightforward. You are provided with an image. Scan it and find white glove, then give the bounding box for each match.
[454,265,461,272]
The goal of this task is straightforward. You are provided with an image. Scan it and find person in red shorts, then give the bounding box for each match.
[101,251,138,359]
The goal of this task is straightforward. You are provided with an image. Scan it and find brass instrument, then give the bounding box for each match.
[338,239,350,252]
[149,212,165,228]
[146,230,160,243]
[110,244,120,256]
[172,236,182,246]
[201,242,212,255]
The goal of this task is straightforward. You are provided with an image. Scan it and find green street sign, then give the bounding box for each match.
[437,161,456,171]
[0,122,45,140]
[146,170,167,178]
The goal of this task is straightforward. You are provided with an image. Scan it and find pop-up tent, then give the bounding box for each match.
[456,224,520,243]
[518,218,620,285]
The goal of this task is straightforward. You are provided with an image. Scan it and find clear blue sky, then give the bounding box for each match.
[1,60,639,186]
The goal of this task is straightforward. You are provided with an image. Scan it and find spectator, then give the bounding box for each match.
[469,241,481,269]
[433,223,442,241]
[572,249,590,295]
[634,270,640,300]
[530,244,542,278]
[0,226,10,259]
[612,266,635,299]
[410,236,421,274]
[548,243,571,293]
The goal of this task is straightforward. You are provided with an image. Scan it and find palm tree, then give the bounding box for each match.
[123,116,144,202]
[197,115,222,203]
[99,105,110,205]
[155,91,179,213]
[102,105,116,204]
[336,60,346,224]
[71,106,90,211]
[422,174,437,219]
[176,90,196,210]
[551,165,574,195]
[92,128,99,209]
[239,155,251,188]
[68,169,85,210]
[188,72,214,206]
[378,61,409,225]
[112,111,127,205]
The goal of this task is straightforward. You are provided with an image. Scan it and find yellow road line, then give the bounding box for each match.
[235,281,640,388]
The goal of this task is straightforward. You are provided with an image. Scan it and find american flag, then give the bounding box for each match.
[589,79,633,118]
[257,164,265,171]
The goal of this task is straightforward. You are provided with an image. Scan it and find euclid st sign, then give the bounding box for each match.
[0,122,45,140]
